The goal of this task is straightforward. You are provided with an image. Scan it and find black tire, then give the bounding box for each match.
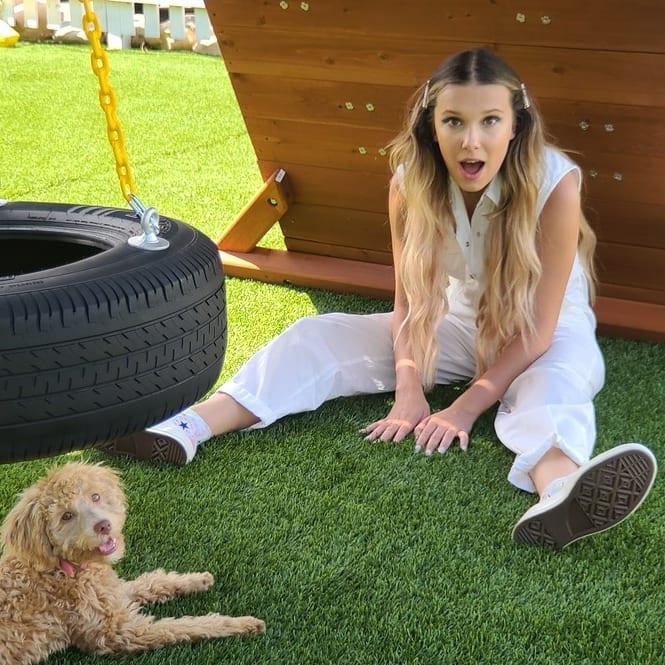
[0,201,227,463]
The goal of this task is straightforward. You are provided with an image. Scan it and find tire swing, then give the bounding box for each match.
[0,3,227,463]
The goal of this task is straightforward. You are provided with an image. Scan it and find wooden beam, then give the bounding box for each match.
[220,247,393,299]
[594,296,665,342]
[217,168,292,252]
[220,248,665,342]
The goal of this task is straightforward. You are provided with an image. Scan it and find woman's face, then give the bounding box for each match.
[432,83,516,196]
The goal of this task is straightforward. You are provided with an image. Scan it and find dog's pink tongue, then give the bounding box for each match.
[97,538,117,555]
[59,558,76,577]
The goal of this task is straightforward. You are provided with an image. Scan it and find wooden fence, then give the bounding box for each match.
[1,0,213,49]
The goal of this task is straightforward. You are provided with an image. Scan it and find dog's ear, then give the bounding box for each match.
[0,482,52,564]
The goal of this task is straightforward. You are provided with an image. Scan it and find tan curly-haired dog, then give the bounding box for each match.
[0,462,265,664]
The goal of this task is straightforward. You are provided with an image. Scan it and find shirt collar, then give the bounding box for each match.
[483,171,503,206]
[448,171,503,210]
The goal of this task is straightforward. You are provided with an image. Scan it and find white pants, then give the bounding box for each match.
[220,298,605,493]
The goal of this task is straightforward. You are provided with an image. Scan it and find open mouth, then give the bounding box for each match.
[459,159,485,178]
[96,537,118,556]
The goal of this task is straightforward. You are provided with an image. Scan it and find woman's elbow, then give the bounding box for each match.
[530,328,554,359]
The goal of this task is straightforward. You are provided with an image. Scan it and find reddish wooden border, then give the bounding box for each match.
[219,247,665,342]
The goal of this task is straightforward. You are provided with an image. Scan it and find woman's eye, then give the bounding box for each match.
[484,116,500,126]
[91,493,101,503]
[443,117,461,127]
[62,512,74,521]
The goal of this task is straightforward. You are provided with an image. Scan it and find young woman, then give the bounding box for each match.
[105,48,657,549]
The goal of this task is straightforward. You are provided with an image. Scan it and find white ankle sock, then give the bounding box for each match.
[154,408,213,447]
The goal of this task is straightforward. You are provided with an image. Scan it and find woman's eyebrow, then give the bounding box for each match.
[441,108,504,114]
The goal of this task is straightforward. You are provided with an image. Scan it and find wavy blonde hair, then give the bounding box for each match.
[389,48,596,389]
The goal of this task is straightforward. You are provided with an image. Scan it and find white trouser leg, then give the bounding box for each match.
[494,324,605,493]
[219,312,396,428]
[434,312,477,384]
[219,301,604,493]
[219,310,479,429]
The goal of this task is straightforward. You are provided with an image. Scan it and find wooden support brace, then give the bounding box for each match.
[217,168,292,252]
[219,245,665,343]
[219,247,394,298]
[594,296,665,343]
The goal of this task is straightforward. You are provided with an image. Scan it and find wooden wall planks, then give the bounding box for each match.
[235,74,665,160]
[218,29,665,106]
[211,0,665,54]
[209,0,665,324]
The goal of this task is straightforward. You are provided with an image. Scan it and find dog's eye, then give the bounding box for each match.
[91,493,101,503]
[62,512,74,521]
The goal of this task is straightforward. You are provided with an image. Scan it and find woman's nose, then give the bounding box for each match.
[94,519,111,535]
[462,127,480,149]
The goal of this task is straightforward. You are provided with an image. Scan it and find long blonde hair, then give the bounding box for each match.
[389,48,596,389]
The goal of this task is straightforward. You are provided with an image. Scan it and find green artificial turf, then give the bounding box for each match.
[1,43,664,665]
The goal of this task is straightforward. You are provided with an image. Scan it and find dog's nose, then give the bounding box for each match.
[94,519,111,535]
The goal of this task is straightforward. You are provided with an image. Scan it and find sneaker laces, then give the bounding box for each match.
[541,475,568,500]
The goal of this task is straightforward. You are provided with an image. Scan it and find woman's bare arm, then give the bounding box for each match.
[362,175,431,442]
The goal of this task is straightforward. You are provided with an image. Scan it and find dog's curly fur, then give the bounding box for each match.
[0,462,265,664]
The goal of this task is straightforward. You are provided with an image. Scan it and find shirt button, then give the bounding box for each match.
[465,241,470,247]
[476,231,481,237]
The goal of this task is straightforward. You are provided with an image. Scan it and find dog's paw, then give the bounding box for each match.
[193,572,215,591]
[234,616,266,635]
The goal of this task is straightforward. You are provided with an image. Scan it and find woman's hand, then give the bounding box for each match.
[361,391,430,443]
[414,400,478,455]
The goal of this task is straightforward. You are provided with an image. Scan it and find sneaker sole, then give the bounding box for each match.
[98,432,188,465]
[513,445,657,549]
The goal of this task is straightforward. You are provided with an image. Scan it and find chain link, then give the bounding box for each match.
[80,0,135,201]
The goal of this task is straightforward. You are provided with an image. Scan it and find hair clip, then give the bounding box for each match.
[421,79,430,110]
[520,82,530,110]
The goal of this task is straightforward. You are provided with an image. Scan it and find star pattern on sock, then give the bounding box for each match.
[178,421,190,430]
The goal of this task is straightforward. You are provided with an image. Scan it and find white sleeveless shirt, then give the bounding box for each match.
[397,146,594,327]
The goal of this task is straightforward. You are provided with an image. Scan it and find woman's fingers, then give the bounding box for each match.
[424,427,446,455]
[362,418,415,442]
[363,415,468,450]
[414,419,437,450]
[392,422,413,443]
[360,420,383,434]
[414,419,469,455]
[436,428,457,454]
[379,422,402,442]
[362,421,386,441]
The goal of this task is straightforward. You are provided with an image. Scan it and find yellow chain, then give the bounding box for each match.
[80,0,135,202]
